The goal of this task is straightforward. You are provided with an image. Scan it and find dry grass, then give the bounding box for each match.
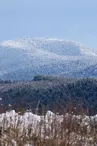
[0,102,97,146]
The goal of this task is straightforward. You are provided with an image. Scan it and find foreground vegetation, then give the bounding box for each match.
[0,102,97,146]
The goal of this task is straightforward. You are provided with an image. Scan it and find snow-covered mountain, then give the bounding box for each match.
[0,38,97,80]
[67,64,97,78]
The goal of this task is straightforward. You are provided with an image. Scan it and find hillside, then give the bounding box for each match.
[66,64,97,78]
[0,76,97,115]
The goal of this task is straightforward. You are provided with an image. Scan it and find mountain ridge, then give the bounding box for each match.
[1,38,97,56]
[0,38,97,80]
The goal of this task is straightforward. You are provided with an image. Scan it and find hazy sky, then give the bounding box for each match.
[0,0,97,49]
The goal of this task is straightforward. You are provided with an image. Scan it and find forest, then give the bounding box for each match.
[0,75,97,115]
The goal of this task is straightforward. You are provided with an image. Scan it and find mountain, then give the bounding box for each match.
[67,64,97,78]
[0,38,97,80]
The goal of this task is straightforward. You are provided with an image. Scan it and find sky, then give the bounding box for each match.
[0,0,97,49]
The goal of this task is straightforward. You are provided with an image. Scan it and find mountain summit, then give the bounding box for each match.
[0,38,97,80]
[1,38,97,56]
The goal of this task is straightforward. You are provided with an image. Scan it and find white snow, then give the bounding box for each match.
[1,38,96,56]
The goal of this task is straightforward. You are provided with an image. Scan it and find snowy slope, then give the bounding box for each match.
[1,38,97,56]
[0,38,97,80]
[67,64,97,78]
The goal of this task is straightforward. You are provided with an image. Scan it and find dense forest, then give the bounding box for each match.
[0,75,97,115]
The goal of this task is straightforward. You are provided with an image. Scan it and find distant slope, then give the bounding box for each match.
[67,64,97,78]
[0,38,97,80]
